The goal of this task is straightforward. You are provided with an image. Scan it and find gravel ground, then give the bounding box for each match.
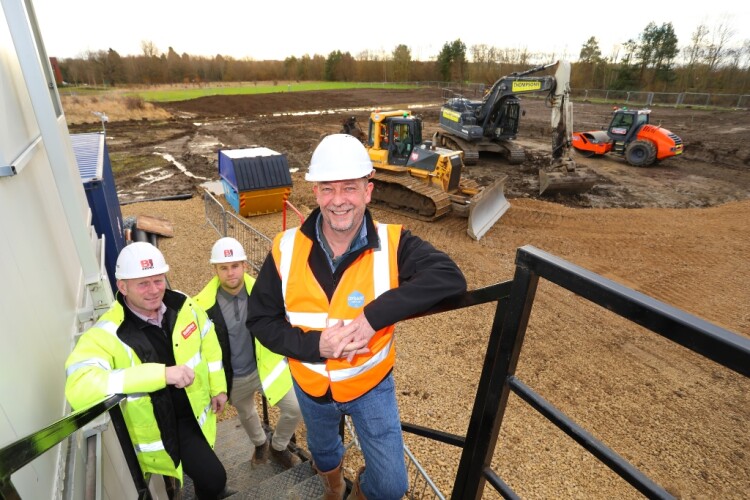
[122,186,749,499]
[105,87,749,499]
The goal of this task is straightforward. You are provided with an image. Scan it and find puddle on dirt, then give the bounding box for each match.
[264,102,437,118]
[134,166,174,187]
[154,152,210,180]
[201,180,224,196]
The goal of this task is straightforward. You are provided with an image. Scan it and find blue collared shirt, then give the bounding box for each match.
[315,213,369,272]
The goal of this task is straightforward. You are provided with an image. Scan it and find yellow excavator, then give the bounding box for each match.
[341,111,509,240]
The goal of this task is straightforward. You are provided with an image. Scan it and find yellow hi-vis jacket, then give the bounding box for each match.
[193,274,293,405]
[64,293,226,482]
[273,222,400,402]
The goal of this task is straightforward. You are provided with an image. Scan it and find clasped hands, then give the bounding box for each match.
[319,314,375,362]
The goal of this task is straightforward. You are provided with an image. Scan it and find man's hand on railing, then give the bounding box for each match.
[166,365,195,389]
[211,392,228,414]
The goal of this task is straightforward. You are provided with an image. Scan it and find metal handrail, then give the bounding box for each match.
[450,245,750,499]
[0,395,137,500]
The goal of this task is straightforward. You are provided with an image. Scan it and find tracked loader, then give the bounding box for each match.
[342,111,509,240]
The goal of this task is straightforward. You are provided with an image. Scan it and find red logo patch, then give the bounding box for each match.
[223,249,233,257]
[181,322,197,339]
[140,259,154,270]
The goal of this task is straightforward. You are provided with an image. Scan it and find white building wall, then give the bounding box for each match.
[1,1,113,497]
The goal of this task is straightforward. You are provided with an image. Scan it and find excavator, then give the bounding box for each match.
[571,107,684,166]
[434,60,597,195]
[341,112,510,240]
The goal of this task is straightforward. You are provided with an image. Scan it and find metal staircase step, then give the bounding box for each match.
[180,417,320,499]
[284,472,328,500]
[224,459,288,497]
[240,461,322,499]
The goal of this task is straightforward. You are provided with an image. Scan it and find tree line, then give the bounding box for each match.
[58,20,750,94]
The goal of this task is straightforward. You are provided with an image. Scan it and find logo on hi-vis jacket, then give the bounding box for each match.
[348,291,365,308]
[181,322,197,339]
[512,80,542,92]
[140,259,154,270]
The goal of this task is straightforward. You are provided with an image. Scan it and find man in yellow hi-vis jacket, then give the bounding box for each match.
[194,237,301,469]
[65,242,231,499]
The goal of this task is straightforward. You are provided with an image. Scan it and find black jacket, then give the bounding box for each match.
[246,208,467,363]
[116,289,192,467]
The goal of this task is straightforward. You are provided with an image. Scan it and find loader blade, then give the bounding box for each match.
[539,167,597,195]
[467,175,510,241]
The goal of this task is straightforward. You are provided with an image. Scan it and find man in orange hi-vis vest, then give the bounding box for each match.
[247,134,467,500]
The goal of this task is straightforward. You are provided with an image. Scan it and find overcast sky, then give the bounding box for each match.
[29,0,749,63]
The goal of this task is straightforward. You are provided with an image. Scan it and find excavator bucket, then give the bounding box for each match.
[538,157,598,195]
[467,176,510,240]
[538,167,598,195]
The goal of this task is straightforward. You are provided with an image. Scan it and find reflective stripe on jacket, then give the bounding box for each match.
[194,274,293,405]
[273,222,401,402]
[64,293,226,481]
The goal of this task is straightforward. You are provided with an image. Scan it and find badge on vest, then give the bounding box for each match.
[347,291,365,308]
[181,322,197,339]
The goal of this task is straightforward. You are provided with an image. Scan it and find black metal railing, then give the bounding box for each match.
[4,245,749,499]
[0,394,150,500]
[401,245,749,499]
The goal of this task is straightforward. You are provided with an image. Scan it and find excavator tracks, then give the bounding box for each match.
[433,132,525,165]
[371,171,452,222]
[503,141,526,164]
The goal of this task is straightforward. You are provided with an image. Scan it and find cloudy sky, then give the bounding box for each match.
[28,0,749,62]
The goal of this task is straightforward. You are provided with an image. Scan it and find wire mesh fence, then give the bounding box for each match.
[570,88,749,109]
[203,190,272,273]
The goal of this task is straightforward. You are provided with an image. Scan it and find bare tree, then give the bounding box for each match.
[704,16,735,71]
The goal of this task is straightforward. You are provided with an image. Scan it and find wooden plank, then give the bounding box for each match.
[135,215,174,238]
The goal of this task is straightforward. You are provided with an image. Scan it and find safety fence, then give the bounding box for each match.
[414,78,748,110]
[571,89,750,109]
[203,190,273,273]
[434,82,749,109]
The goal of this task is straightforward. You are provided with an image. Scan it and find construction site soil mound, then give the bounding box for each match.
[68,87,749,498]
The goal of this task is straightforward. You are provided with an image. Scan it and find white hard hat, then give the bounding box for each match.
[210,237,247,264]
[305,133,374,182]
[115,242,169,279]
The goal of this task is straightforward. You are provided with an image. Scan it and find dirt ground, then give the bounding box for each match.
[69,88,749,498]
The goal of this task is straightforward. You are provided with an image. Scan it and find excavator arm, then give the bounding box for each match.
[477,62,558,133]
[538,61,598,194]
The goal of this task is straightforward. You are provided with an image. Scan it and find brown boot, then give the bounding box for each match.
[251,439,269,467]
[270,445,302,469]
[346,466,367,500]
[314,460,346,500]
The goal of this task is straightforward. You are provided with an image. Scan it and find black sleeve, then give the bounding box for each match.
[362,228,467,331]
[246,252,324,362]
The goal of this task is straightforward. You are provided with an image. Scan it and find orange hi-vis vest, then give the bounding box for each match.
[273,222,401,402]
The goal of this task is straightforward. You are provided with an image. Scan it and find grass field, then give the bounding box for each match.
[60,81,416,103]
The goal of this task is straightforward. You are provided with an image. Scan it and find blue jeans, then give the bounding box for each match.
[293,373,408,500]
